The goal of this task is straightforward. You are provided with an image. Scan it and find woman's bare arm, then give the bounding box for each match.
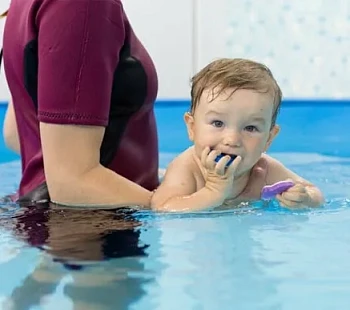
[40,122,152,208]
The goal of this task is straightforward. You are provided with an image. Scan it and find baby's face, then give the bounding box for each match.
[186,87,279,176]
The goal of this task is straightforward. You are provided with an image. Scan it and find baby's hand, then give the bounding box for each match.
[201,147,242,199]
[276,181,311,208]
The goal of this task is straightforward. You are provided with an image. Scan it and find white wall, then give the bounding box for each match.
[0,0,349,102]
[224,0,350,99]
[122,0,194,99]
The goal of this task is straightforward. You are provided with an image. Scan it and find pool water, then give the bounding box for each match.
[1,103,350,309]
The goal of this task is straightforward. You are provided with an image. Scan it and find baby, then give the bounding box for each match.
[152,58,324,212]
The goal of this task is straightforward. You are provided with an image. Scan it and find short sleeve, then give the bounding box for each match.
[37,0,125,126]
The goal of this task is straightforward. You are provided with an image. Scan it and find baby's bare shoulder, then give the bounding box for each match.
[166,147,199,174]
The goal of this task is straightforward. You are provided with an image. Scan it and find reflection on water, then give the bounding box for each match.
[0,204,154,310]
[2,200,350,310]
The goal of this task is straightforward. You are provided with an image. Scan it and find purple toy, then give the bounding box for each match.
[261,180,294,200]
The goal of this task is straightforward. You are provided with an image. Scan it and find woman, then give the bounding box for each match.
[1,0,159,208]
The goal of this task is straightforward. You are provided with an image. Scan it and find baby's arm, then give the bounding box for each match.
[151,148,241,212]
[265,154,324,208]
[151,158,221,212]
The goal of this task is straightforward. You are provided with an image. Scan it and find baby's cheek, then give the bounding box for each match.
[235,159,254,176]
[244,151,264,169]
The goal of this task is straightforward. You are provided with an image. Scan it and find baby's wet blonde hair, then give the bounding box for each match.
[190,58,282,127]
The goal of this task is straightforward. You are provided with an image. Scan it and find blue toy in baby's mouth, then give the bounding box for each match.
[214,153,237,166]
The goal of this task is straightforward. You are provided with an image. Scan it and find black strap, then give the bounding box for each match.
[0,48,2,69]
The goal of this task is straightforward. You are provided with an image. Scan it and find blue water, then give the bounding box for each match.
[1,102,350,309]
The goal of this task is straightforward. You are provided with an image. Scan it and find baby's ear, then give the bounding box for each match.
[184,112,195,141]
[265,124,280,151]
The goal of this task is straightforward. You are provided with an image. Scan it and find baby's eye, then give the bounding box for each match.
[211,120,224,128]
[245,125,259,132]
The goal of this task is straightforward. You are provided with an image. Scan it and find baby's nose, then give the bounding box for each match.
[223,131,241,147]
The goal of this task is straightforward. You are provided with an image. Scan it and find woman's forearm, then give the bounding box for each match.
[49,164,152,209]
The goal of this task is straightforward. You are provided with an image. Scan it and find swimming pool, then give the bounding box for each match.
[1,101,350,309]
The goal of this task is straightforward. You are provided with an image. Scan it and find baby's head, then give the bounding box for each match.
[189,58,282,127]
[185,58,282,175]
